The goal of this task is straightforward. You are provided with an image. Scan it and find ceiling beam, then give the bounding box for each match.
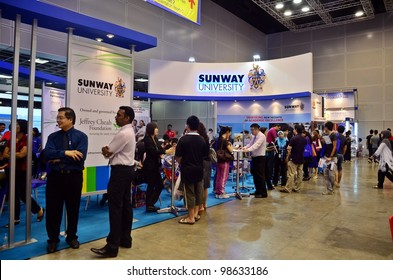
[383,0,393,11]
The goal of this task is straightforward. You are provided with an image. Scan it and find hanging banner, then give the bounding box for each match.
[41,85,66,148]
[132,100,151,125]
[146,0,200,24]
[69,42,132,194]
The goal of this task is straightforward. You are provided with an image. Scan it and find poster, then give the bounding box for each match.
[69,42,132,194]
[41,85,65,148]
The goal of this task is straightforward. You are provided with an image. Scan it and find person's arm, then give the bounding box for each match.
[328,139,337,159]
[226,139,233,153]
[243,134,264,152]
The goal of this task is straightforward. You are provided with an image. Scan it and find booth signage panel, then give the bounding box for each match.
[217,98,311,133]
[323,92,355,109]
[146,0,200,24]
[311,93,324,121]
[325,110,355,121]
[69,42,132,193]
[149,53,313,97]
[41,86,66,148]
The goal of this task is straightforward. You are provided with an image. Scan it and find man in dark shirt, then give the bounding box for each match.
[175,115,207,224]
[321,121,337,195]
[280,124,306,193]
[366,129,373,157]
[44,107,88,253]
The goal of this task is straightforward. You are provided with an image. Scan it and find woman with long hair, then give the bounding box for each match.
[3,119,44,227]
[197,122,212,212]
[370,130,393,189]
[214,126,233,199]
[143,122,175,212]
[273,131,289,187]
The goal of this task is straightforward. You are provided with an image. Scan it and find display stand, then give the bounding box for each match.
[228,150,251,200]
[157,155,187,216]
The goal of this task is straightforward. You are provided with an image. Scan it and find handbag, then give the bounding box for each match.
[216,140,234,162]
[303,138,312,158]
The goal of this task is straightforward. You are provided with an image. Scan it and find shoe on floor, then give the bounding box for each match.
[216,194,230,199]
[67,239,80,249]
[279,188,290,193]
[4,220,20,228]
[322,191,334,195]
[146,205,160,212]
[178,217,194,225]
[37,207,45,222]
[91,245,118,258]
[47,242,58,253]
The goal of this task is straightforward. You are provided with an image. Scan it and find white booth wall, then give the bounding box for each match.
[151,100,216,137]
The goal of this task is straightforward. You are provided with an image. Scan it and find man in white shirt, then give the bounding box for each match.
[91,106,136,258]
[242,123,267,198]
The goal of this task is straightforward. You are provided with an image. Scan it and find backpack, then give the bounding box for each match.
[303,138,312,158]
[209,147,217,163]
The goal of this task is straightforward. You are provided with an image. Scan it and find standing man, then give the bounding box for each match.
[164,124,176,138]
[265,124,281,190]
[175,115,207,224]
[242,123,268,198]
[280,124,306,193]
[321,121,338,195]
[91,106,136,257]
[366,129,374,157]
[44,107,88,253]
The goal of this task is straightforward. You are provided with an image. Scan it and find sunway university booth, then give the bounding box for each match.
[148,53,316,133]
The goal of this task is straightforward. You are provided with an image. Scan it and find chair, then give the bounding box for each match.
[0,185,8,217]
[31,178,47,201]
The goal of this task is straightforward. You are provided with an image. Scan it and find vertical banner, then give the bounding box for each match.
[132,100,151,125]
[69,42,132,194]
[41,85,65,148]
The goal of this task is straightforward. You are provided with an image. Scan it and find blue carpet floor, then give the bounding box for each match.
[0,176,252,260]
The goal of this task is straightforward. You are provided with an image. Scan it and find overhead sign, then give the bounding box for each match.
[146,0,200,24]
[149,53,313,98]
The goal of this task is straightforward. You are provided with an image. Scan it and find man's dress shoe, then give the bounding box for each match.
[91,245,118,258]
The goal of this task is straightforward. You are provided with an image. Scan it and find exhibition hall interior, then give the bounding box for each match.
[0,0,392,261]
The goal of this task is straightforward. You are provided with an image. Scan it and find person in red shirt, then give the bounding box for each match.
[164,124,176,138]
[3,119,44,227]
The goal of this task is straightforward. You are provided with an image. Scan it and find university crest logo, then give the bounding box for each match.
[248,64,266,90]
[114,77,126,98]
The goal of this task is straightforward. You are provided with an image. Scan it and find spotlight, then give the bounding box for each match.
[106,34,114,38]
[95,38,103,42]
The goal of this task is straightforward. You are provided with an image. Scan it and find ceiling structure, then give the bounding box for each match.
[211,0,393,34]
[1,0,392,104]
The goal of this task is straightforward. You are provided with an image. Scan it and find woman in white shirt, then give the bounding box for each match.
[370,130,393,189]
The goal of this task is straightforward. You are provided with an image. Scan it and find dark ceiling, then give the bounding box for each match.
[211,0,392,34]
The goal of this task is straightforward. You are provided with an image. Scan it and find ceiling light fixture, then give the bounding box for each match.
[284,10,292,16]
[301,6,310,12]
[253,54,261,61]
[28,58,49,64]
[355,11,364,17]
[134,78,149,82]
[275,3,284,9]
[188,56,196,62]
[106,34,114,39]
[95,38,103,42]
[0,74,12,79]
[293,0,302,4]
